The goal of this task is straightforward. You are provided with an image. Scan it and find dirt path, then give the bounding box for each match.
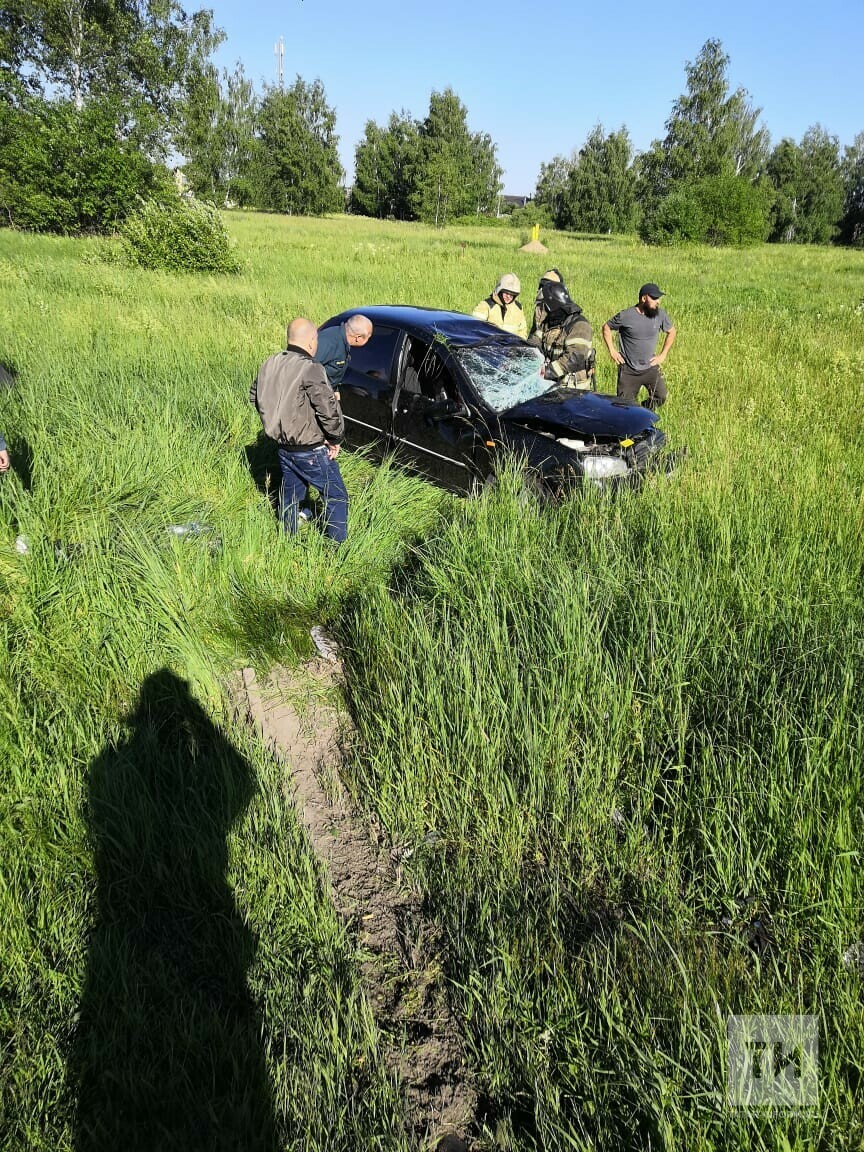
[233,657,476,1151]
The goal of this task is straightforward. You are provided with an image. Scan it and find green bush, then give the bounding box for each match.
[507,202,553,230]
[451,213,506,228]
[121,197,241,273]
[641,174,773,246]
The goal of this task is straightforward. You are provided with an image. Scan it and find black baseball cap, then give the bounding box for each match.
[639,282,665,299]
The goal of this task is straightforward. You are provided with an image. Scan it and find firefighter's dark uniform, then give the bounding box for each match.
[528,309,595,389]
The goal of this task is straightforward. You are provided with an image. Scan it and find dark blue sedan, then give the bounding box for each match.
[320,306,670,496]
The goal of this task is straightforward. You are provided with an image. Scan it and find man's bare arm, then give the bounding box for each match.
[602,322,624,365]
[651,326,677,367]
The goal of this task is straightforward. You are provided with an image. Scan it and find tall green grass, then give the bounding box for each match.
[1,213,863,1149]
[341,460,863,1148]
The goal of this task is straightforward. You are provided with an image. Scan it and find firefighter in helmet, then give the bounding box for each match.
[471,273,528,339]
[528,269,595,390]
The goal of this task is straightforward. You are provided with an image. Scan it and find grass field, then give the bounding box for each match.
[1,211,863,1150]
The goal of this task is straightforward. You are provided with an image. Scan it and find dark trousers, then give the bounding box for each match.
[617,364,668,410]
[277,445,348,543]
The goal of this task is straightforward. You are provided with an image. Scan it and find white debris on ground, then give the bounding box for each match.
[310,625,339,663]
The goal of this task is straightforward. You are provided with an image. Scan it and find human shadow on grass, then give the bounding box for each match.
[7,435,33,493]
[69,670,277,1152]
[245,430,282,520]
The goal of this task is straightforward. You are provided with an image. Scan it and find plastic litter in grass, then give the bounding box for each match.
[310,625,339,662]
[14,535,29,554]
[53,540,82,562]
[166,522,222,554]
[391,829,441,866]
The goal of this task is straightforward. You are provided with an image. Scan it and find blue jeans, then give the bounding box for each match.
[277,445,348,543]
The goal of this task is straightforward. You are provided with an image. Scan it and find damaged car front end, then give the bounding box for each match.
[455,340,671,495]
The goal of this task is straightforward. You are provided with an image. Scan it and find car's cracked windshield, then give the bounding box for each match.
[456,342,551,413]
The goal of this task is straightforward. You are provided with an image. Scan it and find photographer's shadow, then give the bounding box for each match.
[70,670,277,1152]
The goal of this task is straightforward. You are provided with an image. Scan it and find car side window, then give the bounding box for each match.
[398,338,458,404]
[345,325,401,388]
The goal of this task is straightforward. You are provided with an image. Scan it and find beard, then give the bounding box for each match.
[642,303,659,318]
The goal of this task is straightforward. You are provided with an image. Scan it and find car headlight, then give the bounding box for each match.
[581,455,630,480]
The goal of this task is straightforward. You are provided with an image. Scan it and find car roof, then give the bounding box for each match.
[322,306,523,348]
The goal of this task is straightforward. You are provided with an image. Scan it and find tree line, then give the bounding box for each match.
[181,72,501,226]
[0,0,500,232]
[534,40,863,246]
[1,10,862,246]
[351,91,502,225]
[0,0,348,230]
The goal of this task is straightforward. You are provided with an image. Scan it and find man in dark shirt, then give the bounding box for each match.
[314,314,373,395]
[250,317,349,543]
[602,282,677,410]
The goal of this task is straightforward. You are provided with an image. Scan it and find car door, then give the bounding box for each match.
[339,325,404,448]
[390,340,482,493]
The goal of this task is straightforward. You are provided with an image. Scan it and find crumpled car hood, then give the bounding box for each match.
[501,388,659,440]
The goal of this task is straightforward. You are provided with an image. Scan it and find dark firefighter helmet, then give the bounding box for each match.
[541,279,578,314]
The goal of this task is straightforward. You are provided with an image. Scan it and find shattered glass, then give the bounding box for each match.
[456,343,551,413]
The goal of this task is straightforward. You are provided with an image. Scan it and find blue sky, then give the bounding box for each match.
[210,0,862,195]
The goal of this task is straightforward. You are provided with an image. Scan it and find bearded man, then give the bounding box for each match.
[602,282,676,410]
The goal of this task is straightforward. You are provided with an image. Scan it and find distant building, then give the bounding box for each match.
[497,194,532,216]
[173,168,192,198]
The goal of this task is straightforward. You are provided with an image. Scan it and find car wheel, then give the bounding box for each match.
[521,470,556,505]
[468,471,498,499]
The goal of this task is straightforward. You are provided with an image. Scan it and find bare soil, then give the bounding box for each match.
[233,658,476,1151]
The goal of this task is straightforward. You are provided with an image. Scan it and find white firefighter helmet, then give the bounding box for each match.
[496,273,521,296]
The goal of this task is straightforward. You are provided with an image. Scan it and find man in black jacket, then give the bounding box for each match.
[250,317,348,543]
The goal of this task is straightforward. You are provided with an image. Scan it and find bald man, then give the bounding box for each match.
[250,317,349,543]
[315,313,373,396]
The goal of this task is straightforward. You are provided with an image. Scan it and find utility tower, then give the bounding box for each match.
[274,36,284,88]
